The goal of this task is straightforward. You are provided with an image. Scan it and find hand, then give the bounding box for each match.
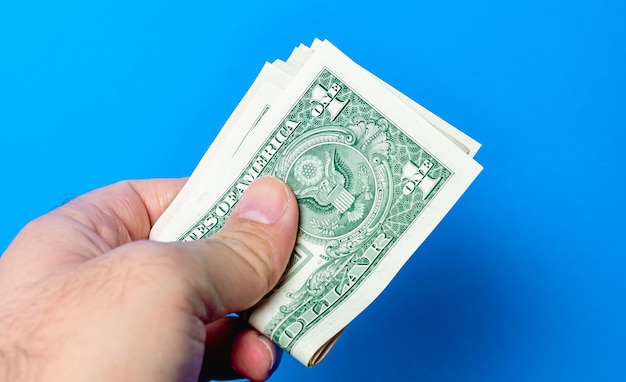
[0,176,299,381]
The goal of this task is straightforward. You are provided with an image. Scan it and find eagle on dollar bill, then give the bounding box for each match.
[292,148,370,236]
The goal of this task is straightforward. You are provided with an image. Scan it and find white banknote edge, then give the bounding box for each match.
[309,39,480,156]
[151,63,290,239]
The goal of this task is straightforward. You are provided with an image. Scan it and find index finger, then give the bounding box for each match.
[1,178,187,275]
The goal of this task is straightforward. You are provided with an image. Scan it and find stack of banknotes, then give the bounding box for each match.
[150,39,483,367]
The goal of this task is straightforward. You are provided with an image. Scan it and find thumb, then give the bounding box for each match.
[169,176,299,321]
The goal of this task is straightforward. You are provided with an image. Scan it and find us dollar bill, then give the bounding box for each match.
[150,39,482,366]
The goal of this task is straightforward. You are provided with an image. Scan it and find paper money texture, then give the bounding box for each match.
[150,39,482,367]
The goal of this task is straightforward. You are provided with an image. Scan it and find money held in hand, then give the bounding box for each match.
[150,39,483,367]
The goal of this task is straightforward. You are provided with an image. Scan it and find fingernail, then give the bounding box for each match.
[269,342,282,377]
[257,334,283,379]
[238,176,289,225]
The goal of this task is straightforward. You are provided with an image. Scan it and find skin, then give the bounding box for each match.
[0,176,299,381]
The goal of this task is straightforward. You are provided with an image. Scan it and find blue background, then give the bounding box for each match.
[1,0,625,380]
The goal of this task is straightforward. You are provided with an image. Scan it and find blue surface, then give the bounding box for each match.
[1,0,625,380]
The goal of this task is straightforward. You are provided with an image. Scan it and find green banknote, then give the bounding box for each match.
[151,40,482,366]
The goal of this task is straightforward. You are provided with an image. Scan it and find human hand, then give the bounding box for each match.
[0,176,299,381]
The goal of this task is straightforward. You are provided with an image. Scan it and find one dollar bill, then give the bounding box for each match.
[150,39,482,367]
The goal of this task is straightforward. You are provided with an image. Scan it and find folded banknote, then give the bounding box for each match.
[150,39,482,366]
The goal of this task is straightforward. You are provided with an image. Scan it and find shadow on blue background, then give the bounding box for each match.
[1,0,625,380]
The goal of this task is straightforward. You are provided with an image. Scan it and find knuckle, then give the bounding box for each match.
[213,227,276,290]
